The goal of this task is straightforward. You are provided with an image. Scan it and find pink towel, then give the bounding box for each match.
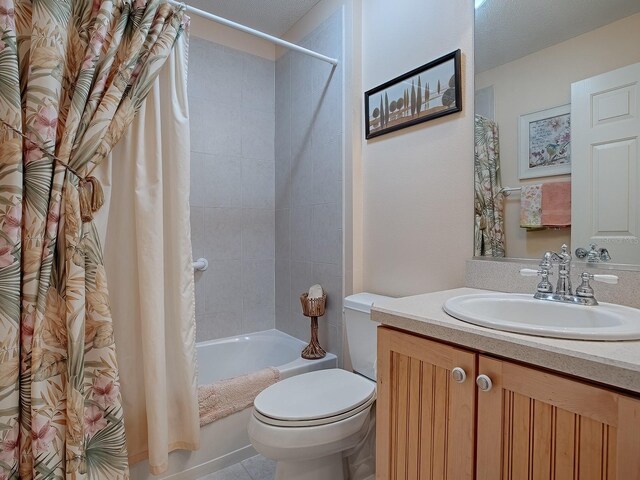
[198,367,280,426]
[541,181,571,227]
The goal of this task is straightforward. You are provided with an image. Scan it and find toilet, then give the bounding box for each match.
[248,293,392,480]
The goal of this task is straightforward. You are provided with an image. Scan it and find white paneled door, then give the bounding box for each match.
[571,62,640,264]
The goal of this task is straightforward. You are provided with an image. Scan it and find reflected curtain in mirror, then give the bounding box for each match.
[474,115,505,257]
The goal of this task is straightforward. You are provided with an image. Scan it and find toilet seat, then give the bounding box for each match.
[254,392,375,427]
[253,369,376,427]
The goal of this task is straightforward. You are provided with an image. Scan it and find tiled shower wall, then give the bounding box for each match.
[188,36,276,341]
[187,10,344,354]
[274,11,345,362]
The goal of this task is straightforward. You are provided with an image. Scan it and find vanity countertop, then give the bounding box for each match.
[372,287,640,395]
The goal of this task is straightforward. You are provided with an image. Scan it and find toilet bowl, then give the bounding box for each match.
[248,293,392,480]
[248,369,375,480]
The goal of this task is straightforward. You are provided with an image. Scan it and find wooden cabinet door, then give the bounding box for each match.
[476,355,640,480]
[376,327,476,480]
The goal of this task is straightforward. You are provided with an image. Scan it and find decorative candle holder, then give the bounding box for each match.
[299,292,327,360]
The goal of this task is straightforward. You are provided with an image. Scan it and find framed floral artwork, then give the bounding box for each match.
[518,104,571,179]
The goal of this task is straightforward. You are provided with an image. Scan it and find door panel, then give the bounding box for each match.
[571,62,640,263]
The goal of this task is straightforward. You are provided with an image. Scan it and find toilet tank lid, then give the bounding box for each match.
[344,292,394,314]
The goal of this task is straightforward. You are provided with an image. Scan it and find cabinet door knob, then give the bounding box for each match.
[476,374,493,392]
[451,367,467,383]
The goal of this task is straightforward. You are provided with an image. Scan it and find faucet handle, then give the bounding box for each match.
[520,268,542,276]
[576,272,595,298]
[520,268,553,293]
[576,273,618,301]
[592,274,618,284]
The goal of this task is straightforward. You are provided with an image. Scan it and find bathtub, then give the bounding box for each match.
[130,329,337,480]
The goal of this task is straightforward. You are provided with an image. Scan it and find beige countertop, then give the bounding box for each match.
[372,287,640,395]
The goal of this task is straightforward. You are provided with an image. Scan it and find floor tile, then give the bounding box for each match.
[199,463,252,480]
[241,455,276,480]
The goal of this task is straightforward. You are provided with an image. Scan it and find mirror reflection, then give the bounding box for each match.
[473,0,640,266]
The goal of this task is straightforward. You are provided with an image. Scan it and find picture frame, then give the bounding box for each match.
[364,49,462,139]
[518,104,571,179]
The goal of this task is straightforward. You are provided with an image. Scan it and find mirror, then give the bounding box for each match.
[474,0,640,267]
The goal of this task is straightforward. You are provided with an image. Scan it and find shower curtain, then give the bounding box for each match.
[474,114,506,257]
[0,1,186,477]
[95,31,199,475]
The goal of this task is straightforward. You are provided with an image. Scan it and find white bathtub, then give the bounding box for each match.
[130,329,337,480]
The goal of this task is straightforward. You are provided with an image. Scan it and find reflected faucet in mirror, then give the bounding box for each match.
[575,244,611,264]
[520,244,618,306]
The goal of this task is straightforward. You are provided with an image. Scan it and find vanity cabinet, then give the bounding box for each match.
[377,327,477,479]
[476,355,640,480]
[377,327,640,480]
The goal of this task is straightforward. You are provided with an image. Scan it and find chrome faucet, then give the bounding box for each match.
[555,244,572,295]
[520,244,618,306]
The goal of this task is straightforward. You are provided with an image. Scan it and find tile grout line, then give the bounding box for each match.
[240,462,255,480]
[240,462,257,480]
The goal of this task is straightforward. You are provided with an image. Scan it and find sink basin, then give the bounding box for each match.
[443,293,640,341]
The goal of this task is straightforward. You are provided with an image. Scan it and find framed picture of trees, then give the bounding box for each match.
[364,49,462,139]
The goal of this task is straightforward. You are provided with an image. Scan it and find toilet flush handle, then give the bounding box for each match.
[451,367,467,383]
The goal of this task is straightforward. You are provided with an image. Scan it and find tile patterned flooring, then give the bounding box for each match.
[198,455,276,480]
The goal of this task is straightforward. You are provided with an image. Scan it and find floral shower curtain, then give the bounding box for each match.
[0,0,186,478]
[474,114,505,257]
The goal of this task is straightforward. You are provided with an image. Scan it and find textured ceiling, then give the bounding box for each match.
[185,0,323,37]
[475,0,640,73]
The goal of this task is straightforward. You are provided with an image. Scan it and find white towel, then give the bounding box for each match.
[308,284,324,299]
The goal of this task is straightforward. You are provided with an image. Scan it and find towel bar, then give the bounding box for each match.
[193,258,208,271]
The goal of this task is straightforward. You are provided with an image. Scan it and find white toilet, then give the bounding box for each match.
[248,293,391,480]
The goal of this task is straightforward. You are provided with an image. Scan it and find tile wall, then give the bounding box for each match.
[188,10,345,359]
[188,36,276,341]
[274,11,345,363]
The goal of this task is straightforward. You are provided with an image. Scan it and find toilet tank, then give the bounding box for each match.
[344,293,394,381]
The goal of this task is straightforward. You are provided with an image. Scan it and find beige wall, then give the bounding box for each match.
[476,13,640,259]
[360,0,475,297]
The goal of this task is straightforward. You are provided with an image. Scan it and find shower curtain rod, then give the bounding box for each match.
[168,1,339,66]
